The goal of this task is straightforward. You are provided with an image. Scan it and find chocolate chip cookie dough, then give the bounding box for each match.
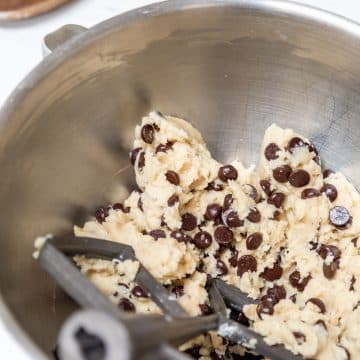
[75,112,359,359]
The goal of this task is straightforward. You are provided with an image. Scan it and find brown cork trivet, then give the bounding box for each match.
[0,0,70,20]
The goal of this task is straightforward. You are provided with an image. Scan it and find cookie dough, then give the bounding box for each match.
[74,112,359,359]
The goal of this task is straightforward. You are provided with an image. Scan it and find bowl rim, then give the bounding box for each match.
[1,0,360,358]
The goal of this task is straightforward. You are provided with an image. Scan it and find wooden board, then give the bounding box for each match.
[0,0,70,20]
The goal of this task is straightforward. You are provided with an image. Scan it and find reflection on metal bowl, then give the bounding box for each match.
[0,0,359,358]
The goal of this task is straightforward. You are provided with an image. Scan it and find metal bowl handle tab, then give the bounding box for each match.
[42,24,87,56]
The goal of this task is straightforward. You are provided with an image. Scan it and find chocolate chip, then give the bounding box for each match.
[160,215,167,227]
[289,169,310,187]
[260,179,273,196]
[246,232,263,250]
[348,300,359,313]
[261,294,278,305]
[149,229,166,240]
[237,255,257,277]
[216,260,229,275]
[272,165,292,183]
[323,261,338,279]
[261,263,283,281]
[301,188,321,199]
[181,213,197,231]
[222,209,244,228]
[141,124,155,144]
[323,169,334,178]
[329,206,351,228]
[95,207,109,224]
[256,299,274,319]
[118,282,129,289]
[247,207,261,223]
[290,294,297,303]
[137,197,143,212]
[170,230,191,243]
[278,247,286,260]
[320,183,338,202]
[205,203,222,221]
[205,182,224,191]
[193,231,212,249]
[210,350,224,360]
[289,271,311,292]
[185,346,201,358]
[308,142,318,154]
[119,298,135,312]
[173,285,184,297]
[199,303,213,315]
[308,142,320,155]
[155,141,173,153]
[129,147,142,165]
[265,143,280,160]
[131,286,149,298]
[270,210,280,221]
[167,194,179,206]
[266,285,286,303]
[137,151,145,170]
[293,332,306,345]
[112,203,124,212]
[289,271,304,291]
[112,203,130,213]
[267,192,286,208]
[214,226,234,246]
[165,170,180,185]
[229,248,239,267]
[306,298,326,313]
[196,260,205,273]
[218,165,238,182]
[315,319,327,330]
[313,155,321,165]
[309,144,320,160]
[214,245,228,260]
[351,237,358,247]
[242,184,259,201]
[316,244,333,258]
[350,275,356,291]
[223,194,234,210]
[287,137,307,153]
[317,244,341,260]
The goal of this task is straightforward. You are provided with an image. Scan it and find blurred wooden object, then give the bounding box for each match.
[0,0,70,20]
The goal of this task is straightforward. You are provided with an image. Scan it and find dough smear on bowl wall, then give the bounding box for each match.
[72,111,360,359]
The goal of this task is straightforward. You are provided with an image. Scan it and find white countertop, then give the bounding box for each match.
[0,0,359,358]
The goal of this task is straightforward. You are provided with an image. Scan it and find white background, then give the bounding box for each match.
[0,0,359,358]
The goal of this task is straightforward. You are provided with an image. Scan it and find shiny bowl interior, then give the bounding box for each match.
[1,0,360,357]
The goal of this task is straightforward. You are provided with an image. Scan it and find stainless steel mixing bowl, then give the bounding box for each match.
[1,0,360,358]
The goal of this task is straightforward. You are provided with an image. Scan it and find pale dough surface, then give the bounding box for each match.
[75,112,359,360]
